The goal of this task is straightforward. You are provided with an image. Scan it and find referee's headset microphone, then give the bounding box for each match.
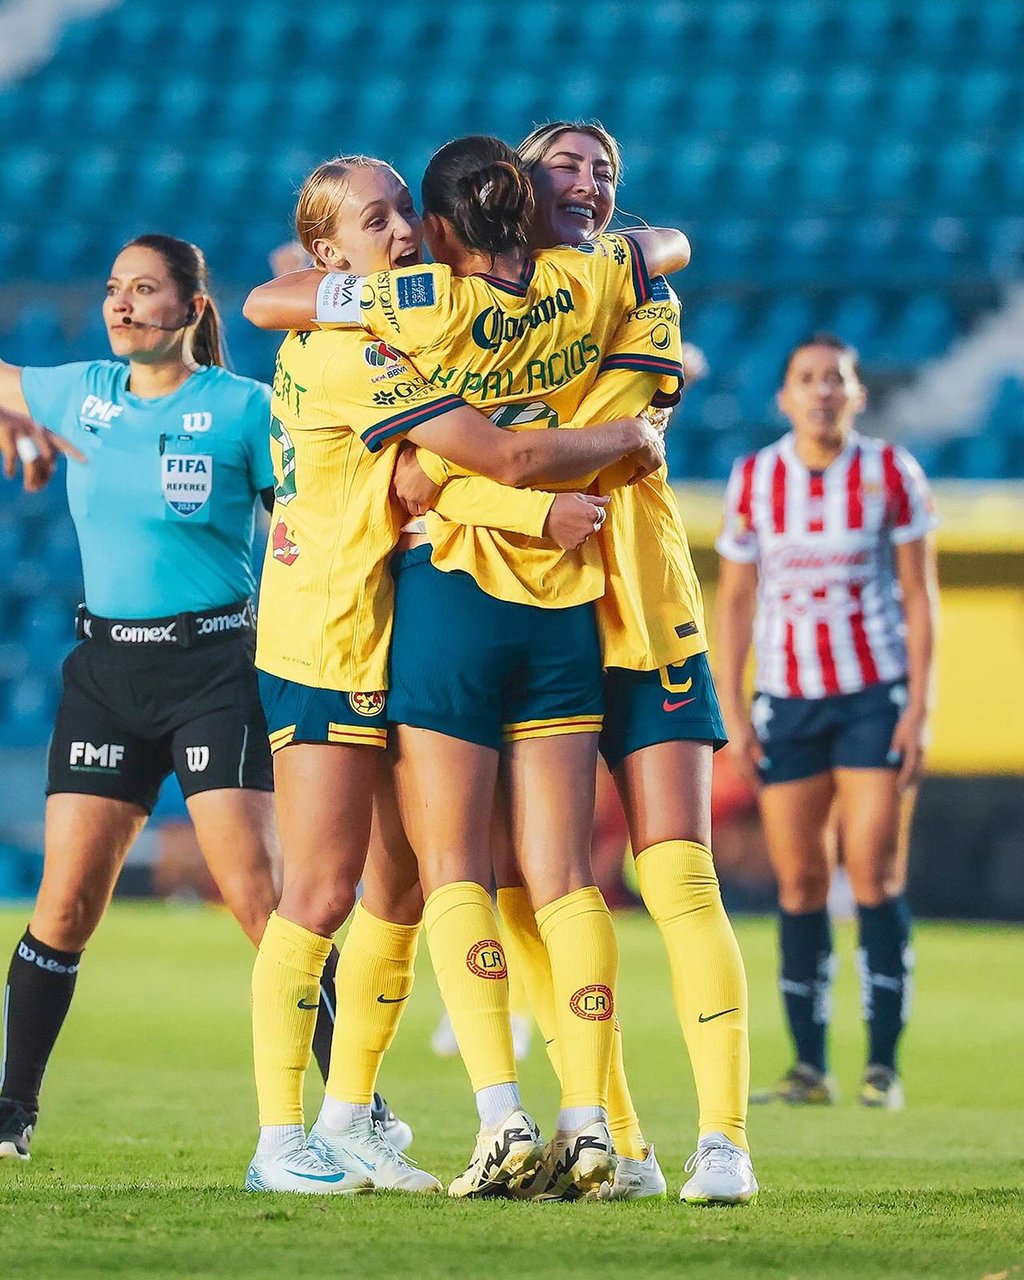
[122,304,197,331]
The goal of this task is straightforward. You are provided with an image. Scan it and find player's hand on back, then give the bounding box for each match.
[543,492,609,550]
[625,417,667,484]
[392,443,442,517]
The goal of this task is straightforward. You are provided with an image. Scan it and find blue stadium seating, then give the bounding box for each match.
[1,0,1022,743]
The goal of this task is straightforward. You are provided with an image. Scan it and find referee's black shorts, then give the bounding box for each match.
[47,622,273,813]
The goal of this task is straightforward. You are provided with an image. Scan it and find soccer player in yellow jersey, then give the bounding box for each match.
[396,123,758,1205]
[246,135,689,1199]
[243,154,668,1196]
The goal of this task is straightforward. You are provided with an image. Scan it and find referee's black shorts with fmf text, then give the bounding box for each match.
[47,603,273,812]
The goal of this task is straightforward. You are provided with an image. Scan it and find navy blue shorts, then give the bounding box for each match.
[600,653,728,771]
[753,679,908,786]
[388,545,603,751]
[258,671,388,753]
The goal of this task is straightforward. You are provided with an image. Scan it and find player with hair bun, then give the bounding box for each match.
[716,333,938,1112]
[246,132,688,1199]
[242,146,670,1197]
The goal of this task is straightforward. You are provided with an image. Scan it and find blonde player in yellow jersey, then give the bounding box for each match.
[245,135,689,1199]
[243,154,668,1197]
[392,123,757,1206]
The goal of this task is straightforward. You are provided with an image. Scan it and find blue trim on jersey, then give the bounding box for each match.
[598,353,683,378]
[359,394,467,452]
[620,234,654,307]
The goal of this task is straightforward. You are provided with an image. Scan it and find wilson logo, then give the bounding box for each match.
[569,984,614,1021]
[185,746,210,773]
[181,411,212,432]
[466,940,507,981]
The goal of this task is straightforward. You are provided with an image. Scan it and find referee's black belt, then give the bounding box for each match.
[75,600,255,648]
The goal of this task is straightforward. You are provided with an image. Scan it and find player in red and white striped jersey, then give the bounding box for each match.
[715,334,938,1111]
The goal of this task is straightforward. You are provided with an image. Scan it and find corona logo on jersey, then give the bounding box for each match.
[161,454,213,516]
[466,940,508,981]
[271,519,299,566]
[348,691,385,717]
[471,289,575,352]
[569,984,614,1021]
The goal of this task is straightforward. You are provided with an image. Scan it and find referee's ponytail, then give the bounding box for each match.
[123,233,225,368]
[422,136,535,256]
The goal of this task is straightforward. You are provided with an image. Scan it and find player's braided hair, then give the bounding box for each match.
[422,136,535,255]
[123,233,224,368]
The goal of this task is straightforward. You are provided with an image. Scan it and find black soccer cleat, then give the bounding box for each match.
[371,1091,414,1152]
[0,1100,36,1162]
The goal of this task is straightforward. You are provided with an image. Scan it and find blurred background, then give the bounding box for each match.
[0,0,1021,917]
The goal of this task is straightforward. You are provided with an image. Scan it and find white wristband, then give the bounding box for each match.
[316,273,366,324]
[16,435,41,464]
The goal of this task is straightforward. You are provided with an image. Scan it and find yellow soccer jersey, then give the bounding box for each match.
[321,234,654,607]
[580,277,708,670]
[255,330,465,691]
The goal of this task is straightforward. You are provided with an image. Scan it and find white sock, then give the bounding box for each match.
[317,1096,372,1132]
[556,1105,604,1134]
[475,1082,521,1127]
[256,1123,304,1156]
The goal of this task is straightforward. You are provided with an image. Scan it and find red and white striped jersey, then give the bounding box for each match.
[716,431,938,700]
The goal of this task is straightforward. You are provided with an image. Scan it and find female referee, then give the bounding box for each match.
[241,150,670,1197]
[715,333,938,1110]
[394,121,758,1206]
[245,135,687,1199]
[0,234,352,1165]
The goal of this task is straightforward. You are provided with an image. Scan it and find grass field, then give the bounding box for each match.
[1,904,1021,1280]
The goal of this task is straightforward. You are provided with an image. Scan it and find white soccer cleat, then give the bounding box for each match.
[589,1142,667,1200]
[510,1013,533,1062]
[679,1133,758,1205]
[523,1119,617,1201]
[447,1108,544,1199]
[371,1092,414,1152]
[430,1012,460,1058]
[245,1135,373,1195]
[307,1118,442,1193]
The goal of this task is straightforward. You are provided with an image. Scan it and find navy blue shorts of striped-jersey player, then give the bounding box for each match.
[387,545,604,751]
[599,652,728,771]
[258,671,388,754]
[47,626,272,812]
[751,678,908,786]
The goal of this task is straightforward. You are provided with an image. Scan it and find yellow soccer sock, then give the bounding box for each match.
[496,886,562,1079]
[498,886,646,1157]
[324,902,420,1105]
[423,881,517,1092]
[251,911,333,1127]
[636,840,750,1149]
[607,1019,648,1161]
[536,886,618,1111]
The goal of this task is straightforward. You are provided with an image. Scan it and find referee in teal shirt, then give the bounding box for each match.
[0,235,394,1162]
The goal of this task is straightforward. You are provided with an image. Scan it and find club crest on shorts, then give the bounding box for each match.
[569,984,614,1021]
[466,940,507,980]
[162,453,213,516]
[348,691,385,718]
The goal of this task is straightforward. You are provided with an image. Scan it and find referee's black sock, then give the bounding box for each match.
[310,944,340,1082]
[1,929,82,1114]
[778,907,833,1074]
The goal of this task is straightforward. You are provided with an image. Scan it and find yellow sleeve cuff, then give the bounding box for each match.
[434,476,555,538]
